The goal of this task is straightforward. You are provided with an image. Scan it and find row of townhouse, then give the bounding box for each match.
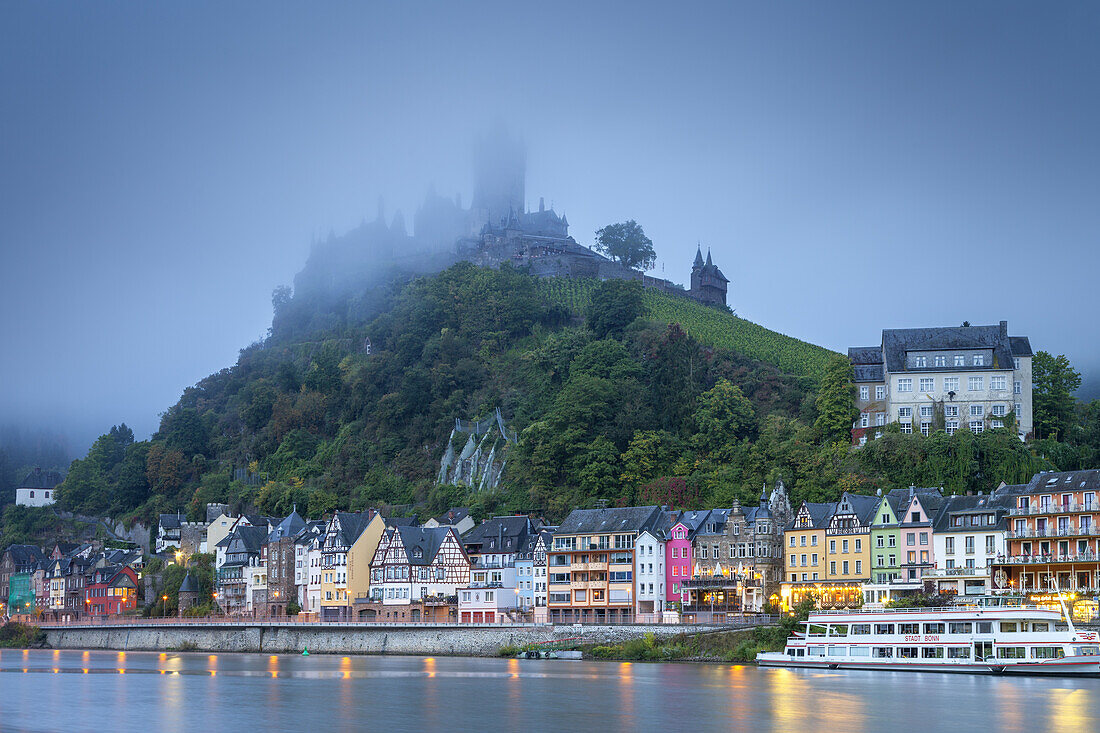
[1,541,142,621]
[777,469,1100,621]
[547,483,792,624]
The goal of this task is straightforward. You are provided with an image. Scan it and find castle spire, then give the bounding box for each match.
[705,248,713,267]
[693,245,704,269]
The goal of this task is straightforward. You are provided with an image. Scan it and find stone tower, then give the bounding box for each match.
[471,127,526,229]
[690,246,729,307]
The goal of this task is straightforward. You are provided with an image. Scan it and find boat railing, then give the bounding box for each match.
[810,604,1048,615]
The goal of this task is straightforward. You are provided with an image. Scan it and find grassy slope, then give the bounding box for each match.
[536,277,839,381]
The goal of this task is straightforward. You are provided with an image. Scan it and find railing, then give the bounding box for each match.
[1009,502,1097,516]
[812,604,1048,615]
[1006,527,1099,539]
[995,552,1100,565]
[926,567,991,577]
[680,577,760,589]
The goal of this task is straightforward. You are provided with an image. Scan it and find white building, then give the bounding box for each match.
[851,321,1033,443]
[928,491,1014,597]
[634,528,666,622]
[15,468,62,507]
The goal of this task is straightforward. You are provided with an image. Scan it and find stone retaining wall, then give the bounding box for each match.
[44,623,744,656]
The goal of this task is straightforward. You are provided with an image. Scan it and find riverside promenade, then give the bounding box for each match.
[38,617,774,655]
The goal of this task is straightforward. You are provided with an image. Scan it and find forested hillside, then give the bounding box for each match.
[53,264,1093,526]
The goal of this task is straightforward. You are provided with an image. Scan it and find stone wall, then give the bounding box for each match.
[43,622,743,656]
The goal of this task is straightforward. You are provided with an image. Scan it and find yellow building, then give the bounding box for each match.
[782,502,833,609]
[319,510,378,621]
[346,513,386,608]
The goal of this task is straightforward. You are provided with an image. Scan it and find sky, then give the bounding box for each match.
[2,1,1099,457]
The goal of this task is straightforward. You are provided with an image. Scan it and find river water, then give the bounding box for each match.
[0,649,1097,732]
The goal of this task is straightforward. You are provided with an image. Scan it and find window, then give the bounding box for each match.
[997,647,1026,659]
[790,536,796,547]
[973,354,984,367]
[860,414,869,428]
[920,422,931,436]
[991,376,1007,391]
[920,405,934,418]
[875,385,885,400]
[968,376,984,391]
[842,561,849,574]
[1014,357,1021,370]
[948,622,972,633]
[855,561,862,574]
[944,377,959,393]
[946,421,958,435]
[800,536,807,546]
[920,378,935,392]
[875,412,885,426]
[897,378,913,393]
[842,540,849,553]
[923,647,945,659]
[898,407,912,420]
[855,539,861,552]
[811,536,817,546]
[1014,381,1022,395]
[947,647,970,659]
[920,532,928,546]
[935,355,946,367]
[991,404,1006,417]
[954,355,965,367]
[830,540,836,553]
[965,536,974,554]
[924,622,945,634]
[874,623,895,635]
[830,561,836,575]
[1015,402,1022,416]
[914,356,927,368]
[991,420,1003,429]
[970,421,984,434]
[900,423,912,434]
[860,386,869,400]
[945,537,955,554]
[812,553,818,565]
[970,405,984,417]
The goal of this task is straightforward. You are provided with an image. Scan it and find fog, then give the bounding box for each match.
[2,2,1099,457]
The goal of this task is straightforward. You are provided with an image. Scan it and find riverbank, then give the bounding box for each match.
[571,626,786,663]
[41,620,757,656]
[0,622,47,649]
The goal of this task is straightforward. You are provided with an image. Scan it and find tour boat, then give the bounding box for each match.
[757,601,1100,675]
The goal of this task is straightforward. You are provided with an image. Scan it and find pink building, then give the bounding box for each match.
[898,490,945,582]
[666,521,692,606]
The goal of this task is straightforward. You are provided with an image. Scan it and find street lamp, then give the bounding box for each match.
[162,595,168,618]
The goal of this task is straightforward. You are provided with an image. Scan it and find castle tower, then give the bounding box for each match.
[689,247,729,307]
[471,127,526,228]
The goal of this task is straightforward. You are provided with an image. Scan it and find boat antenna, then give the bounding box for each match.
[1050,575,1078,639]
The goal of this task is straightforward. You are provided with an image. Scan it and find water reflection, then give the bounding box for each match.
[0,650,1097,733]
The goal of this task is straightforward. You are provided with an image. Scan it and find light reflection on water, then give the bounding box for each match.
[0,649,1097,733]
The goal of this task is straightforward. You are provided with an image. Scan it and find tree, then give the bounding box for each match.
[814,354,859,444]
[1032,351,1081,440]
[585,279,646,339]
[593,220,656,271]
[693,379,756,456]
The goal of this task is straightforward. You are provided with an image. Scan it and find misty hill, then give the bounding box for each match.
[47,261,1059,529]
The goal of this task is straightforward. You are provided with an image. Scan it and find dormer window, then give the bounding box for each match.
[914,356,926,368]
[954,355,965,367]
[973,354,984,367]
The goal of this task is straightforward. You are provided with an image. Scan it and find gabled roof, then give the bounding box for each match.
[880,322,1023,373]
[225,525,268,553]
[795,502,836,530]
[395,526,454,566]
[555,506,663,536]
[836,493,881,525]
[158,513,182,530]
[385,515,419,528]
[20,468,63,490]
[327,510,376,548]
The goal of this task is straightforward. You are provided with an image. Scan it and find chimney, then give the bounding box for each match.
[1000,320,1008,338]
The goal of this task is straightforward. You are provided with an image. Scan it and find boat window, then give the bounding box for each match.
[999,622,1017,633]
[796,649,806,657]
[787,649,797,657]
[808,624,827,637]
[850,624,871,635]
[829,624,848,637]
[898,647,918,659]
[1075,647,1099,657]
[976,622,992,634]
[996,647,1026,659]
[872,647,893,658]
[808,646,826,657]
[874,623,895,635]
[922,647,945,659]
[1031,647,1065,659]
[948,622,973,634]
[947,647,971,659]
[898,623,920,634]
[1031,622,1049,632]
[849,647,870,657]
[924,623,945,634]
[828,646,847,656]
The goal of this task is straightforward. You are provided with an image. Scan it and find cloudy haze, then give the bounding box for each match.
[2,1,1099,455]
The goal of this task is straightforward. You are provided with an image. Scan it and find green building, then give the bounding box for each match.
[7,572,35,614]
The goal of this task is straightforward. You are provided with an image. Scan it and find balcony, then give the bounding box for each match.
[680,577,759,590]
[1009,502,1098,516]
[995,552,1100,565]
[926,567,990,578]
[1007,526,1100,539]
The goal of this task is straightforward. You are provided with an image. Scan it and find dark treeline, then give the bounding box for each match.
[49,264,1100,525]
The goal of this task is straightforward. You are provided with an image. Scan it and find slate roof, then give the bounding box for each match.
[555,506,663,535]
[328,511,376,548]
[881,322,1022,373]
[796,502,836,530]
[395,526,453,565]
[267,510,306,541]
[4,544,45,568]
[178,572,199,594]
[463,516,534,553]
[435,507,470,526]
[1027,469,1100,493]
[19,468,63,490]
[222,525,268,553]
[1009,337,1033,357]
[836,493,881,525]
[158,513,182,530]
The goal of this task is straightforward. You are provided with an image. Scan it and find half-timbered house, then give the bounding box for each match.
[365,526,470,622]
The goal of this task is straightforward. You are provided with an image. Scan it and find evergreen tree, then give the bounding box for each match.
[1032,351,1081,440]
